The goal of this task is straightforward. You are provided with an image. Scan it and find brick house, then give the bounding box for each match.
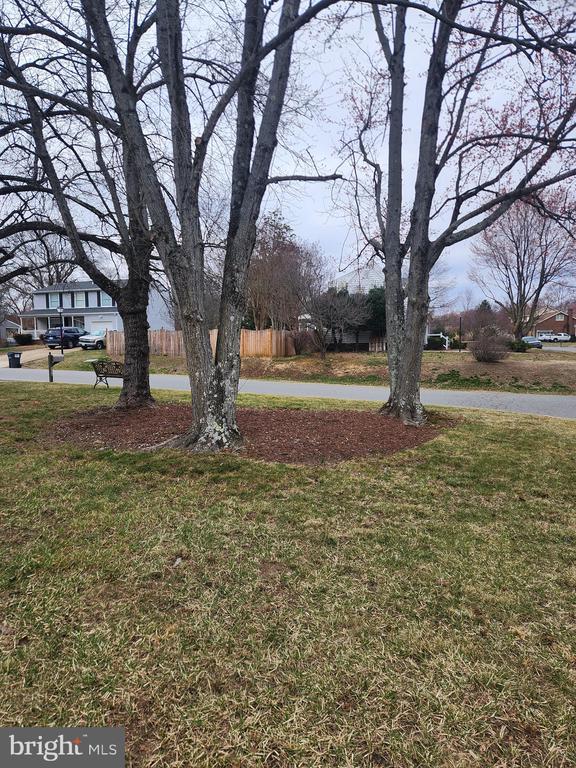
[531,305,576,338]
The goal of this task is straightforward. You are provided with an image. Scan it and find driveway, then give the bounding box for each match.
[1,366,575,420]
[542,343,576,353]
[0,346,53,368]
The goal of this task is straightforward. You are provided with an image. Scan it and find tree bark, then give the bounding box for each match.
[180,0,300,451]
[116,305,154,408]
[383,250,430,424]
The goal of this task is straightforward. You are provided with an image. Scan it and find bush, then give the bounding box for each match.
[469,326,510,362]
[425,335,447,351]
[13,333,34,346]
[449,338,467,350]
[289,330,316,355]
[508,339,528,353]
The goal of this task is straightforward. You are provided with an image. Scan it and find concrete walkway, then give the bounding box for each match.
[1,366,575,419]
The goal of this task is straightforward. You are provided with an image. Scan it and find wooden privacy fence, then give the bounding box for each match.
[107,328,295,358]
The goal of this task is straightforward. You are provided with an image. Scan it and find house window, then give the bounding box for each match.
[75,292,86,308]
[101,293,113,307]
[555,313,565,321]
[49,293,60,309]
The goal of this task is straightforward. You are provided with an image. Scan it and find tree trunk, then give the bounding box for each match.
[116,306,155,408]
[383,253,429,425]
[382,244,406,399]
[146,237,243,452]
[198,234,255,450]
[383,303,428,425]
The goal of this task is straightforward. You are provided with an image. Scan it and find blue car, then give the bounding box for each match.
[521,336,543,349]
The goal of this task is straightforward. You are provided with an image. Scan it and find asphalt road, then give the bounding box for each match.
[1,366,575,419]
[541,344,576,353]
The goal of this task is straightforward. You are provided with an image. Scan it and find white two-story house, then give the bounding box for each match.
[19,281,174,338]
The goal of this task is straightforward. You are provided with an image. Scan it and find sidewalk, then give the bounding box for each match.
[1,366,575,419]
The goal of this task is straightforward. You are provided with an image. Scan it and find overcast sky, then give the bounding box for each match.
[262,7,484,311]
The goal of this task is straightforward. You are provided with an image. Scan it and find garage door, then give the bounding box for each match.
[91,320,115,333]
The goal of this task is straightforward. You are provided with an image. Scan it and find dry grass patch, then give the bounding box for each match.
[1,383,575,766]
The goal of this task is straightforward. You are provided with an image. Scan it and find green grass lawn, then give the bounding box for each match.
[1,383,575,766]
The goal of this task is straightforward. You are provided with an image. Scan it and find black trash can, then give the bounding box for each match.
[7,352,22,369]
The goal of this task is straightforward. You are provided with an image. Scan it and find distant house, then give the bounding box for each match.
[332,262,433,350]
[530,306,576,338]
[0,315,20,344]
[333,262,386,294]
[19,281,174,338]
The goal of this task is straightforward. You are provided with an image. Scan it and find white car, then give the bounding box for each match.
[79,330,107,350]
[538,332,572,343]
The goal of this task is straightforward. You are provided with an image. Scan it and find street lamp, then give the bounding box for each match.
[57,307,64,356]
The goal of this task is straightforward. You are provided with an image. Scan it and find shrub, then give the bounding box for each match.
[469,326,510,362]
[425,335,446,351]
[13,333,34,346]
[508,339,528,353]
[449,338,467,350]
[289,330,316,355]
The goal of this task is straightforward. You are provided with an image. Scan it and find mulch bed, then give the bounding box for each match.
[50,405,445,465]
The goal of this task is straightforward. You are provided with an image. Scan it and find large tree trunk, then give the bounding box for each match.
[204,232,257,448]
[384,301,429,426]
[116,304,154,408]
[160,250,227,449]
[384,252,429,425]
[154,243,245,452]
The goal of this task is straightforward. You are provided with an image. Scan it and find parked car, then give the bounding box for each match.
[521,336,543,349]
[537,332,572,343]
[79,330,107,350]
[43,327,85,349]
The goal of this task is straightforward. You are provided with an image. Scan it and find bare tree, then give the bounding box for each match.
[341,1,576,424]
[0,235,76,312]
[0,23,156,408]
[73,0,342,450]
[248,211,310,330]
[471,198,576,339]
[542,283,576,311]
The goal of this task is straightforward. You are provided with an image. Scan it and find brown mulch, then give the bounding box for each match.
[49,404,446,465]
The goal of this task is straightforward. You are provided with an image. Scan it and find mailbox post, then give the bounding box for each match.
[48,352,64,383]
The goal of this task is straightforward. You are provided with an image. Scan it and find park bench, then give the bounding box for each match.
[88,359,125,388]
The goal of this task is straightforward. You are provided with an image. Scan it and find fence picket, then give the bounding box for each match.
[106,328,291,358]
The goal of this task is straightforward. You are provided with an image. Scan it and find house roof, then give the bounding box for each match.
[1,318,19,328]
[535,307,576,324]
[32,280,126,294]
[19,307,121,318]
